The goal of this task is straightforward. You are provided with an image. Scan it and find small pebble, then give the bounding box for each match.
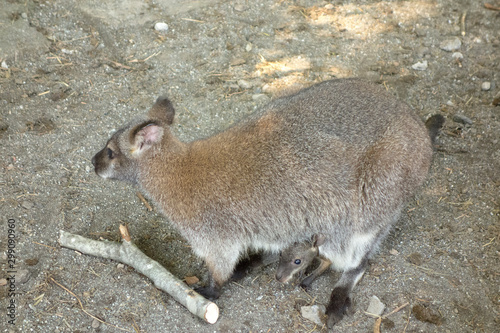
[230,58,246,66]
[0,278,7,286]
[411,60,428,71]
[446,100,454,106]
[154,22,169,32]
[252,94,269,103]
[17,269,31,284]
[389,249,399,255]
[416,46,430,58]
[92,318,100,329]
[245,43,253,52]
[237,79,252,89]
[21,200,33,210]
[415,26,428,37]
[325,4,334,10]
[301,305,326,325]
[452,114,473,125]
[21,12,28,19]
[440,37,461,52]
[366,295,385,316]
[1,61,7,69]
[481,82,491,91]
[452,52,463,60]
[234,4,248,12]
[117,263,125,269]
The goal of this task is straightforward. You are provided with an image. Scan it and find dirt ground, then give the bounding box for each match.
[1,0,499,332]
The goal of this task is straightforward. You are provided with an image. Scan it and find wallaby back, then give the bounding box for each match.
[92,79,440,326]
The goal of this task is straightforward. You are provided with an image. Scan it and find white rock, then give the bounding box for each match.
[245,43,253,52]
[301,305,326,325]
[411,60,428,71]
[481,82,491,91]
[366,295,385,316]
[1,61,8,69]
[237,79,252,89]
[452,52,463,60]
[440,37,461,52]
[325,4,334,10]
[234,4,248,12]
[154,22,169,32]
[252,94,269,103]
[17,269,31,284]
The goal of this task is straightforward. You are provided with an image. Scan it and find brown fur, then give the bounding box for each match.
[92,79,441,327]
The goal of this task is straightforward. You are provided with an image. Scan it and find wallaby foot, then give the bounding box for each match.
[194,270,224,300]
[194,285,221,301]
[326,259,367,328]
[326,286,352,328]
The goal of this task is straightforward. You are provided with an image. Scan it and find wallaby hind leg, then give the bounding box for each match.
[326,258,368,328]
[300,257,332,290]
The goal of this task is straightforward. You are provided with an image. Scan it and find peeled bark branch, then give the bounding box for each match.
[59,226,219,324]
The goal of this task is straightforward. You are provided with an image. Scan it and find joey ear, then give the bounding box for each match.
[313,234,326,247]
[130,122,164,155]
[148,96,175,125]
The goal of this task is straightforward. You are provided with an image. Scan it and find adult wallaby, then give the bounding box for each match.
[91,79,444,328]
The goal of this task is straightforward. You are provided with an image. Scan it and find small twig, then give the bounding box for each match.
[482,237,496,247]
[461,11,467,36]
[485,3,500,11]
[136,192,153,211]
[383,302,409,318]
[119,224,132,242]
[181,18,205,23]
[32,241,57,250]
[128,52,161,63]
[373,317,382,333]
[106,59,133,70]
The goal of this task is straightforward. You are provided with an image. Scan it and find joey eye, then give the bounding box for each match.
[294,259,301,265]
[107,148,115,159]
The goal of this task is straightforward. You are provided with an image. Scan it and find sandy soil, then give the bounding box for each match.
[1,0,499,332]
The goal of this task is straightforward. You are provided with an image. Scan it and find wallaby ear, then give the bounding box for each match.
[148,96,175,125]
[313,234,326,247]
[130,122,164,156]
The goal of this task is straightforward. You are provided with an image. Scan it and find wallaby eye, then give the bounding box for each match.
[294,259,301,265]
[107,148,115,159]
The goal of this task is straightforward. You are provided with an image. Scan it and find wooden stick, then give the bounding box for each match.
[58,226,219,324]
[485,3,500,11]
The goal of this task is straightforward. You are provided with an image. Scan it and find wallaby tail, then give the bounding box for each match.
[425,114,445,144]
